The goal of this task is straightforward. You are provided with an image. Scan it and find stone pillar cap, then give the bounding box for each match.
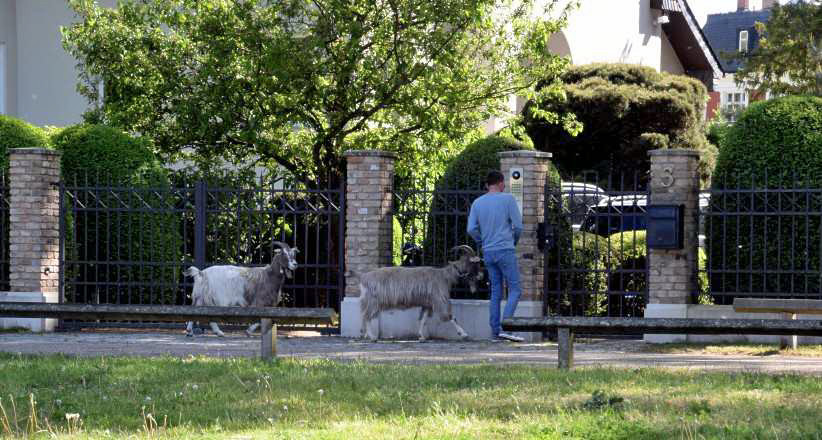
[648,148,699,158]
[8,147,60,156]
[343,150,398,159]
[498,150,552,159]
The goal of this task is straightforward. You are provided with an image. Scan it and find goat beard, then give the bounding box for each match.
[285,269,294,279]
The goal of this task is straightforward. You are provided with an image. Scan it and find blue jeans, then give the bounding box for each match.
[484,248,522,337]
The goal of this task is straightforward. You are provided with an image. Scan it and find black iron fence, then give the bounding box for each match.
[59,173,344,328]
[544,171,649,318]
[700,173,822,305]
[0,171,8,292]
[392,179,487,299]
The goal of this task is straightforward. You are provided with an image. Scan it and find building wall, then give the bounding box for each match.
[0,0,18,116]
[4,0,116,127]
[660,32,685,74]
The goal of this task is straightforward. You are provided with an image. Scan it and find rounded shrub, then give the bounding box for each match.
[707,96,822,303]
[53,124,182,305]
[0,115,50,171]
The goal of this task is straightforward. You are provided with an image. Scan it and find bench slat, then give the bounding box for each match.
[733,298,822,315]
[502,316,822,336]
[0,302,337,325]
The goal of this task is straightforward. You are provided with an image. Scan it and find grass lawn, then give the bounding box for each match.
[1,354,821,439]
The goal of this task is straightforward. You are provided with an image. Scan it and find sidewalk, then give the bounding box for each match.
[1,331,822,374]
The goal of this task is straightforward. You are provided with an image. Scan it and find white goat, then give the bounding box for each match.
[184,242,298,337]
[351,245,484,341]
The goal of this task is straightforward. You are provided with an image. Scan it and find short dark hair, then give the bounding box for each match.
[486,170,504,187]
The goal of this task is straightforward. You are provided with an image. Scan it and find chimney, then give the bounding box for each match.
[763,0,777,9]
[738,0,749,11]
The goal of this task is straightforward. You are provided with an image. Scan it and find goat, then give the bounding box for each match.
[350,245,483,341]
[184,242,299,337]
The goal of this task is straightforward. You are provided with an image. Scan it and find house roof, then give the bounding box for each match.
[702,8,771,73]
[655,0,724,78]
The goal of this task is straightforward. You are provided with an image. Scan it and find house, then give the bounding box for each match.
[702,0,777,121]
[486,0,725,133]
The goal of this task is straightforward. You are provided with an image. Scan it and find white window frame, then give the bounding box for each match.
[739,30,749,53]
[0,42,5,115]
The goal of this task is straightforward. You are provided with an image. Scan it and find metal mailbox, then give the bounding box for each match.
[647,204,684,249]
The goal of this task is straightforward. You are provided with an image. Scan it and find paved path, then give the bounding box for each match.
[1,331,822,374]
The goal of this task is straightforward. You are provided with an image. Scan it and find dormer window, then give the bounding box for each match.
[739,30,749,53]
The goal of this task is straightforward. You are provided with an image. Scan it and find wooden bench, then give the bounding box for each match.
[733,298,822,350]
[0,302,337,360]
[502,316,822,370]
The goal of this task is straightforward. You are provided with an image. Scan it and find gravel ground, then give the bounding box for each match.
[2,330,822,374]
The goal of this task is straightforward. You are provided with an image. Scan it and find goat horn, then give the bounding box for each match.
[272,241,292,252]
[450,245,475,257]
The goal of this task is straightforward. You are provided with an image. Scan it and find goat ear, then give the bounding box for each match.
[274,249,282,254]
[470,256,481,263]
[293,248,300,254]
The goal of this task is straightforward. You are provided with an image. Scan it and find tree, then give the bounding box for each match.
[63,0,578,189]
[732,0,822,97]
[521,63,717,186]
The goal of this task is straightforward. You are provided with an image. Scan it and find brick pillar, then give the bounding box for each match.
[498,150,553,301]
[645,149,701,342]
[1,148,61,332]
[340,150,396,337]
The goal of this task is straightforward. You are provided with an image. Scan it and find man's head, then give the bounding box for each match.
[486,170,505,192]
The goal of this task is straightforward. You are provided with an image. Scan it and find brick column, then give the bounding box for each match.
[1,148,61,332]
[645,149,700,342]
[340,150,396,337]
[498,150,552,301]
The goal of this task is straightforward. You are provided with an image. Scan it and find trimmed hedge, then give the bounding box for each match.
[0,115,50,171]
[522,63,717,186]
[53,125,182,305]
[707,96,822,303]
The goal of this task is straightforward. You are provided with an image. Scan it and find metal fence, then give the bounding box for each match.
[392,178,487,299]
[544,171,649,318]
[59,173,344,328]
[0,171,8,292]
[700,173,822,305]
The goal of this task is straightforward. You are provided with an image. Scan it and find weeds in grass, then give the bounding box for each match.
[582,390,625,410]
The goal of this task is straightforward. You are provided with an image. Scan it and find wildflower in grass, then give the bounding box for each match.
[54,399,62,406]
[191,384,199,390]
[317,389,324,396]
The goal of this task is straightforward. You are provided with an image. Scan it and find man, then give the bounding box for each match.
[467,170,525,342]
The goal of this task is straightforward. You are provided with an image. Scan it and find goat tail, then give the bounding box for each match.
[184,266,202,279]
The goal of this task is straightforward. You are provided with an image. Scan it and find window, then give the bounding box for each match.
[0,43,5,115]
[739,30,749,53]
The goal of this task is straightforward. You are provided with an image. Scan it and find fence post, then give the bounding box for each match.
[498,150,553,342]
[645,149,701,343]
[194,180,207,270]
[340,150,397,338]
[1,148,61,332]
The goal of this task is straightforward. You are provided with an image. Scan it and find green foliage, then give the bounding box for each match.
[437,136,539,189]
[0,115,50,171]
[706,114,732,149]
[546,231,611,316]
[582,390,625,411]
[730,1,822,97]
[707,96,822,303]
[53,124,181,304]
[522,63,717,186]
[63,0,576,189]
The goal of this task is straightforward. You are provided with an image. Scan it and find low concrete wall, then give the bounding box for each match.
[341,297,542,341]
[646,304,822,344]
[0,292,59,332]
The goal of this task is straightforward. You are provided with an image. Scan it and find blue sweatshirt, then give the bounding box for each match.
[466,192,523,252]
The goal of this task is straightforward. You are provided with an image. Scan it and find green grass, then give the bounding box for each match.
[1,354,822,439]
[641,343,822,357]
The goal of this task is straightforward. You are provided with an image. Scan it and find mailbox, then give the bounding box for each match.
[647,204,684,249]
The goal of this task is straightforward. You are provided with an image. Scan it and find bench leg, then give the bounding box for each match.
[260,319,277,360]
[558,327,574,370]
[780,313,798,350]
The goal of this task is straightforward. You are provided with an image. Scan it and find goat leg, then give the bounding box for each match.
[185,320,195,337]
[418,308,429,342]
[209,322,226,337]
[450,317,469,340]
[245,322,259,337]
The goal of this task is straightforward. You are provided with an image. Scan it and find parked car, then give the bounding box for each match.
[580,193,710,239]
[560,182,609,231]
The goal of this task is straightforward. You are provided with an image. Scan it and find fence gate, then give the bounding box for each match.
[543,172,650,320]
[58,175,345,331]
